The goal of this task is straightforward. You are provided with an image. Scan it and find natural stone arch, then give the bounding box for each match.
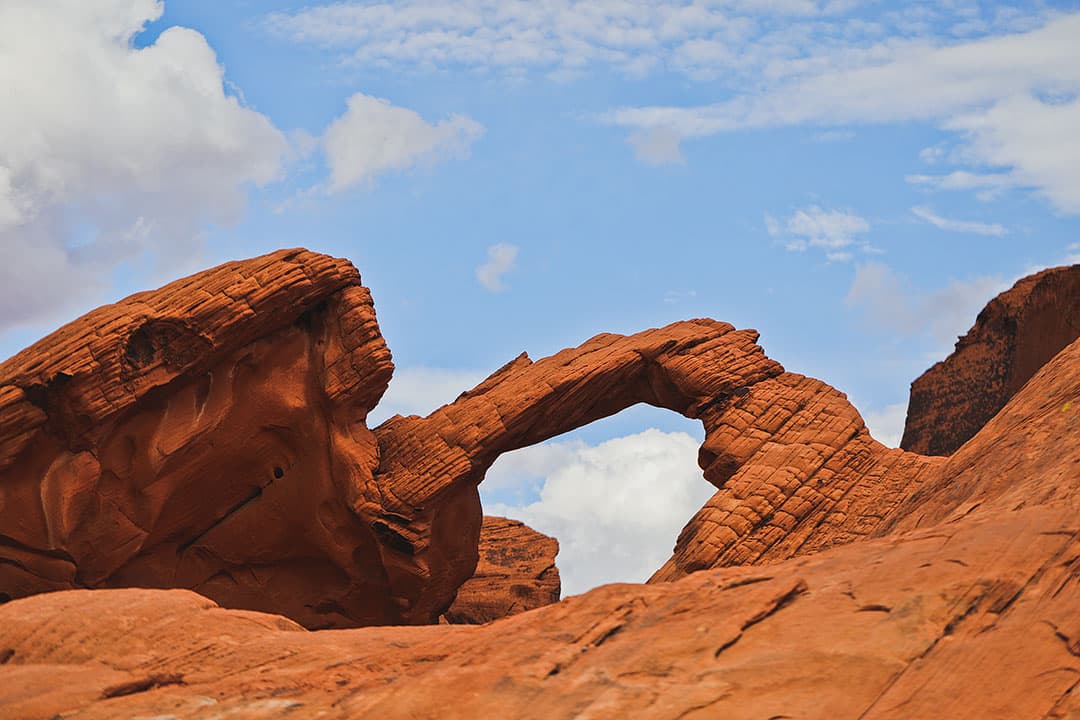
[0,249,943,629]
[368,320,944,624]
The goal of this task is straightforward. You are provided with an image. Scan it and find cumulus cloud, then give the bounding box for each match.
[323,93,484,191]
[368,367,487,425]
[911,206,1007,236]
[0,0,287,334]
[475,243,519,292]
[767,206,871,259]
[845,261,1009,349]
[485,429,715,596]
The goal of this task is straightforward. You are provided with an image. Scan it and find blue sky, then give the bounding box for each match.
[2,0,1078,594]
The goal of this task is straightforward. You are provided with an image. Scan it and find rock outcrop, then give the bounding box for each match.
[901,263,1080,456]
[0,249,398,628]
[443,516,560,624]
[2,250,1080,720]
[7,249,943,627]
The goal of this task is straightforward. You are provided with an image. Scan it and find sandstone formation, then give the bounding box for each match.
[3,248,948,627]
[901,263,1080,456]
[443,516,560,624]
[0,249,399,627]
[2,250,1080,719]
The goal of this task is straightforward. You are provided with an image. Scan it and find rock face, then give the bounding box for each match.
[2,327,1078,717]
[901,263,1080,456]
[443,516,560,624]
[0,249,399,628]
[2,251,1080,719]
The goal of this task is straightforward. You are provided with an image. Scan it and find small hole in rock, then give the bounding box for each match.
[273,467,284,479]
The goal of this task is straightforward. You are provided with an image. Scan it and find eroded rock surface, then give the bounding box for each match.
[901,263,1080,456]
[3,496,1078,718]
[1,252,1080,718]
[0,249,398,627]
[443,516,560,624]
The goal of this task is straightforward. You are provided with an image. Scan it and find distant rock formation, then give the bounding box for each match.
[443,516,559,624]
[901,263,1080,456]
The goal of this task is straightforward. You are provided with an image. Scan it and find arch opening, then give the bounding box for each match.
[481,406,711,597]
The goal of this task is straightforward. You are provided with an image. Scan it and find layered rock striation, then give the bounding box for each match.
[2,250,1080,718]
[7,249,944,626]
[0,250,398,627]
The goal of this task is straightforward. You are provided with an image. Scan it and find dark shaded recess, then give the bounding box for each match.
[371,520,415,556]
[122,320,211,375]
[293,300,329,331]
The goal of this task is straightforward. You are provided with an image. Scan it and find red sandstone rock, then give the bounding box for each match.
[2,488,1078,718]
[901,263,1080,456]
[443,516,560,624]
[0,249,398,627]
[1,255,1079,718]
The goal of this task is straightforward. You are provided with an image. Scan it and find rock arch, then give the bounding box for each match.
[0,249,943,629]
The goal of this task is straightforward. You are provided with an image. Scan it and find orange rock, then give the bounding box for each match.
[901,263,1080,456]
[1,254,1080,718]
[0,249,398,627]
[2,503,1077,718]
[443,516,560,624]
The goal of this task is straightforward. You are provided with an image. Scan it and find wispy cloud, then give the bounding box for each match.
[911,206,1007,236]
[906,170,1019,201]
[265,1,1050,81]
[845,261,1009,350]
[597,14,1080,213]
[767,205,871,260]
[476,243,519,292]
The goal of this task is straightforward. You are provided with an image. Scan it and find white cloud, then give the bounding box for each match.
[368,367,487,425]
[324,93,484,191]
[486,429,715,596]
[597,14,1080,209]
[266,1,1050,81]
[845,261,1009,349]
[859,401,908,448]
[768,206,870,260]
[265,1,797,77]
[787,206,870,248]
[601,15,1080,134]
[628,127,685,166]
[911,206,1007,236]
[0,0,287,333]
[945,93,1080,213]
[475,243,518,293]
[663,289,697,304]
[906,170,1019,201]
